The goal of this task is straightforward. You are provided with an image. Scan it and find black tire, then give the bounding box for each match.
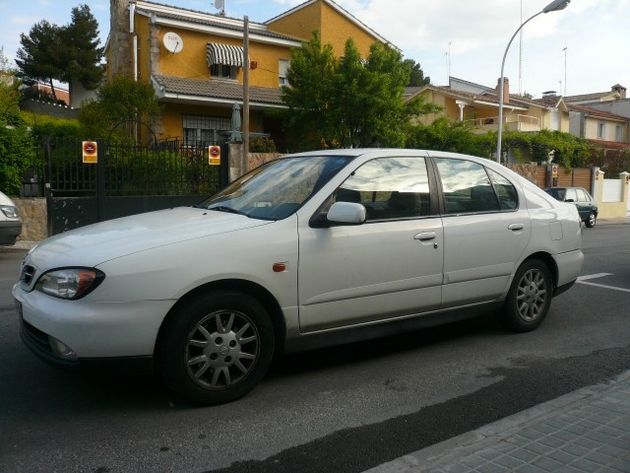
[502,259,553,333]
[158,290,274,405]
[585,212,596,228]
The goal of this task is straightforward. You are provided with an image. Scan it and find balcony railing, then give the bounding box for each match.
[464,114,540,132]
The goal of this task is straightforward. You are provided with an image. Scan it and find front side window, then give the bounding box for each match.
[435,158,500,214]
[199,156,353,220]
[564,188,578,202]
[331,157,432,221]
[576,189,591,202]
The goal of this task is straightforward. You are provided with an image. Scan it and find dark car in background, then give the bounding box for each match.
[545,187,598,228]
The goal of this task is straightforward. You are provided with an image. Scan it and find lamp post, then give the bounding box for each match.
[496,0,570,163]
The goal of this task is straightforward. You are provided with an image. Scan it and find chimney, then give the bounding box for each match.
[611,84,627,99]
[497,77,509,104]
[109,0,132,77]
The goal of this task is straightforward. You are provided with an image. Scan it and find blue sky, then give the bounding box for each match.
[1,0,629,98]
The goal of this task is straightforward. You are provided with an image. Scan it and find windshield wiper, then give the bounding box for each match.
[207,205,249,217]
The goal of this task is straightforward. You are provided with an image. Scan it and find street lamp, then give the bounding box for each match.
[496,0,570,163]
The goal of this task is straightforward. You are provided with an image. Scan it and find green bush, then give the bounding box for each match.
[0,121,36,195]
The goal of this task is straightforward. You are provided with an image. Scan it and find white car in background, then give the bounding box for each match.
[13,149,583,405]
[0,191,22,245]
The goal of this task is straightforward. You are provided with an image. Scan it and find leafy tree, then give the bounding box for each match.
[282,35,434,150]
[0,74,36,195]
[282,32,338,150]
[63,5,104,90]
[404,59,430,87]
[15,4,103,100]
[15,20,65,99]
[79,75,161,142]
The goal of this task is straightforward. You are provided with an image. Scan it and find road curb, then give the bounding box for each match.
[365,369,630,473]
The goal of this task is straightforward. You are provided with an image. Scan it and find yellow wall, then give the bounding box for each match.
[267,0,378,58]
[585,117,628,142]
[266,1,321,43]
[594,170,629,218]
[160,103,264,141]
[319,1,377,57]
[136,14,151,82]
[134,17,294,88]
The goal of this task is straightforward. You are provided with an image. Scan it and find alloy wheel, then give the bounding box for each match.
[515,268,547,322]
[185,310,260,390]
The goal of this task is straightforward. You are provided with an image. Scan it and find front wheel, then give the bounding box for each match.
[585,212,596,228]
[158,291,275,405]
[502,259,553,333]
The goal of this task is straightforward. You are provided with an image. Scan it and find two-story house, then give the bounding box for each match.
[406,76,571,134]
[106,0,392,148]
[564,84,630,147]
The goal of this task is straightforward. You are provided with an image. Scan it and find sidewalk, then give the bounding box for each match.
[367,370,630,473]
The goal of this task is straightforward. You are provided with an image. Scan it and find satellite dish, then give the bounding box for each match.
[162,32,184,54]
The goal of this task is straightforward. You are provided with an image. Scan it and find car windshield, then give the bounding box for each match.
[545,188,566,200]
[198,155,354,220]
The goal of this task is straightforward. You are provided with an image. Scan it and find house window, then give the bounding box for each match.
[279,59,290,86]
[597,122,606,139]
[210,64,238,79]
[182,115,231,147]
[206,43,243,80]
[615,125,623,142]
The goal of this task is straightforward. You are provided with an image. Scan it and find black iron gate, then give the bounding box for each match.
[44,138,229,235]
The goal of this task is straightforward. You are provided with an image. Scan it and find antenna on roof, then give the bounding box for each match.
[214,0,225,16]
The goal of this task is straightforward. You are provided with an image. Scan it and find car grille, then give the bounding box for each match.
[20,264,36,286]
[20,318,53,357]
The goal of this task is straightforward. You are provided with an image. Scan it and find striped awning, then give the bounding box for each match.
[206,43,244,67]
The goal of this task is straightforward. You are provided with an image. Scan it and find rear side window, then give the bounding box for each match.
[435,158,500,214]
[487,169,518,210]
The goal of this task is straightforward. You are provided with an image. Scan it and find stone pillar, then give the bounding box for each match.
[109,0,132,77]
[620,172,629,214]
[592,168,605,207]
[228,143,245,182]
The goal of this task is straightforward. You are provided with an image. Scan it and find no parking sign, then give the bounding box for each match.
[208,145,221,166]
[82,141,98,164]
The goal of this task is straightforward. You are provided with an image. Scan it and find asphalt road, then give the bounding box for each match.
[1,224,629,473]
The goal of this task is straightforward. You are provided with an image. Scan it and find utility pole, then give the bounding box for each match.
[518,0,523,95]
[242,15,250,175]
[563,46,567,96]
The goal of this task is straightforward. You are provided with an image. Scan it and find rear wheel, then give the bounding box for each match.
[503,259,553,332]
[158,291,274,405]
[585,212,596,228]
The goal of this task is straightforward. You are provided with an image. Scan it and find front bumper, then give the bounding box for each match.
[13,283,175,360]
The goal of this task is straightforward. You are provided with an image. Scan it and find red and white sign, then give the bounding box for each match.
[208,145,221,166]
[82,141,98,164]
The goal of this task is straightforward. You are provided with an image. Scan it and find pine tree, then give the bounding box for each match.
[15,20,65,99]
[64,4,104,90]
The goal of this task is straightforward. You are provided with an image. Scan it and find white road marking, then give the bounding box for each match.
[577,273,613,281]
[576,273,630,294]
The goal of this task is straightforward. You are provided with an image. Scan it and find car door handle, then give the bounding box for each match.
[414,232,436,241]
[508,223,524,231]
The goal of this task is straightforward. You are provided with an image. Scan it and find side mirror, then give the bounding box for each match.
[565,198,575,203]
[326,202,366,225]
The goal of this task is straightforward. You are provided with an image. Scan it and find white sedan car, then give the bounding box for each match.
[13,150,583,404]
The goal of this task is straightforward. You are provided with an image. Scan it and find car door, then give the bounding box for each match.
[432,156,531,307]
[576,188,593,217]
[297,156,444,333]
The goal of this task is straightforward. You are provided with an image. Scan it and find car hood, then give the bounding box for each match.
[27,207,272,269]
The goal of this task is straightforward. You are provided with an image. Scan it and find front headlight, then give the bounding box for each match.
[35,268,105,300]
[0,205,19,219]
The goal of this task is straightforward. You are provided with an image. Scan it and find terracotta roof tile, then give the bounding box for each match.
[568,104,629,121]
[153,74,285,106]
